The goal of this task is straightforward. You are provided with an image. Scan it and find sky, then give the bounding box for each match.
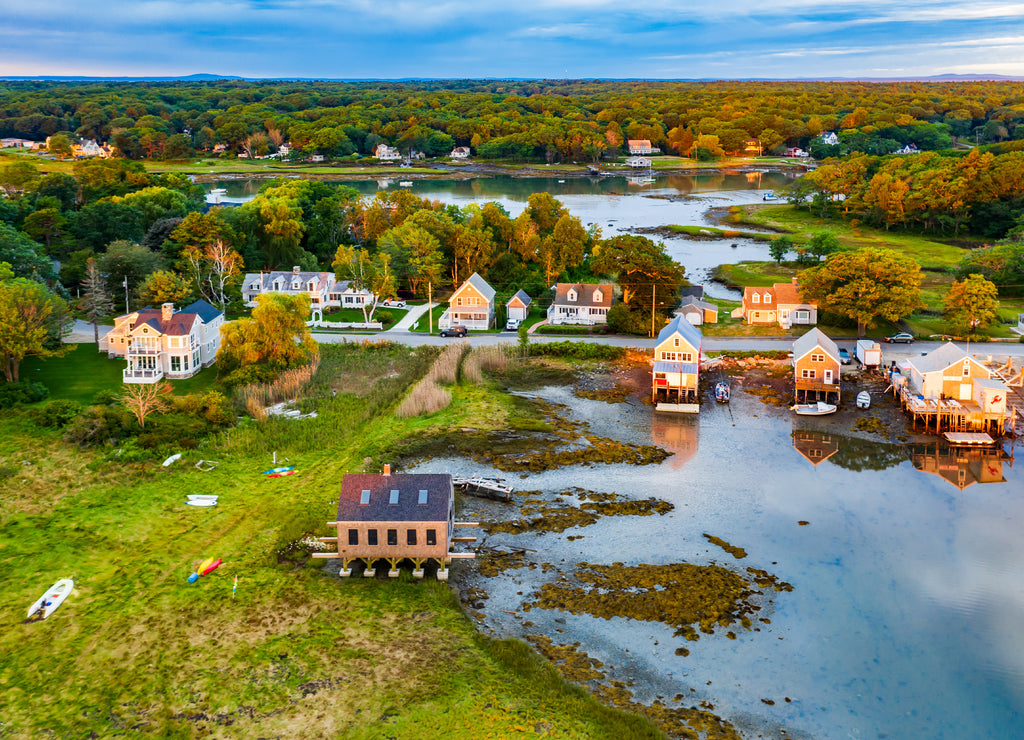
[2,1,1024,80]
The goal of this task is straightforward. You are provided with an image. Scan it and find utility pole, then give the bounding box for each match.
[428,281,433,334]
[650,286,656,338]
[123,275,129,314]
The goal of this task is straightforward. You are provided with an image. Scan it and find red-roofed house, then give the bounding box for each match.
[547,283,613,325]
[735,278,817,328]
[106,300,224,383]
[628,140,655,154]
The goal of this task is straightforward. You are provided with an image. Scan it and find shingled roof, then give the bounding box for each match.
[338,473,453,523]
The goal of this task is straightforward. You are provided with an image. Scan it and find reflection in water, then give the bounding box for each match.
[650,413,699,469]
[791,429,840,466]
[910,442,1014,490]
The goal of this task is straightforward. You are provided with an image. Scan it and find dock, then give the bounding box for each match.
[656,402,700,414]
[943,432,996,446]
[894,385,1011,436]
[452,476,513,502]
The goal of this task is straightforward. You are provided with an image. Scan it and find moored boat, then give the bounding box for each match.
[792,401,837,416]
[28,579,73,620]
[856,391,871,409]
[715,382,730,403]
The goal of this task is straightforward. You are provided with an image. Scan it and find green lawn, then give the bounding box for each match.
[22,344,222,404]
[0,343,665,739]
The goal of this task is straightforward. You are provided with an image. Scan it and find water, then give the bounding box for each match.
[411,385,1024,739]
[202,171,798,299]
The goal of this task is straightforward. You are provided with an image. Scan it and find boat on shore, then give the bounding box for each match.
[856,391,871,409]
[792,401,837,416]
[28,579,73,620]
[715,382,730,403]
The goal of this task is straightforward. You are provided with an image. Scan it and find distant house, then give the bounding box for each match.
[792,327,841,404]
[73,139,105,158]
[894,143,920,155]
[652,315,702,405]
[547,283,613,325]
[506,290,532,322]
[820,131,840,146]
[792,430,840,466]
[106,300,224,383]
[625,155,652,168]
[241,267,365,312]
[374,144,402,161]
[675,295,718,326]
[1017,313,1024,335]
[312,465,477,581]
[627,139,655,155]
[785,147,808,158]
[309,154,325,163]
[736,278,817,328]
[439,272,496,331]
[450,146,471,160]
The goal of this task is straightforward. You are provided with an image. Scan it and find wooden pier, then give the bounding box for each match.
[452,476,513,502]
[990,357,1024,434]
[894,384,1012,436]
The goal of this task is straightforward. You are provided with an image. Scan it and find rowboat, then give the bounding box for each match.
[791,401,837,416]
[261,466,294,475]
[28,579,73,620]
[856,391,871,409]
[714,382,730,403]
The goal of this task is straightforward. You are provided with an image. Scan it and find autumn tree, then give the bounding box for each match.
[138,269,194,307]
[181,239,243,311]
[332,246,397,323]
[217,293,317,385]
[378,221,444,297]
[0,276,70,382]
[799,248,923,336]
[81,257,114,345]
[119,382,171,428]
[943,274,999,336]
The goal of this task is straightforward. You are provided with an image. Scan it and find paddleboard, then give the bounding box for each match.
[261,466,294,475]
[27,579,73,619]
[162,453,182,467]
[201,559,222,576]
[197,557,216,573]
[187,495,218,501]
[186,500,217,507]
[267,470,297,478]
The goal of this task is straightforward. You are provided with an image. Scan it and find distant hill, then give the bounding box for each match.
[0,73,244,81]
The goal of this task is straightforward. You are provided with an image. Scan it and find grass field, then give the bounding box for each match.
[0,342,665,739]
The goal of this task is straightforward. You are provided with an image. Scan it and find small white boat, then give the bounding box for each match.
[792,401,837,416]
[28,579,73,620]
[715,382,730,403]
[399,181,413,187]
[186,499,217,507]
[856,391,871,409]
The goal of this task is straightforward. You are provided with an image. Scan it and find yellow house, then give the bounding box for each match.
[439,272,496,331]
[652,315,702,405]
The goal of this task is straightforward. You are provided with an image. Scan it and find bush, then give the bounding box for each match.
[32,399,82,428]
[64,406,134,447]
[529,341,626,361]
[606,303,655,335]
[0,381,49,408]
[535,325,591,335]
[92,389,118,406]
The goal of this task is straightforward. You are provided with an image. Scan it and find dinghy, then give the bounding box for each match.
[791,401,837,416]
[28,579,73,620]
[714,382,730,403]
[856,391,871,409]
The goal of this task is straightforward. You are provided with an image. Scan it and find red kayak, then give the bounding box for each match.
[267,470,297,478]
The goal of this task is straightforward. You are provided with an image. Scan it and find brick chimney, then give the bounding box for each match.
[382,463,391,476]
[292,266,301,274]
[161,303,174,322]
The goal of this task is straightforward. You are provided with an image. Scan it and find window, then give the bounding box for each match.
[387,529,398,546]
[183,355,190,371]
[764,292,772,303]
[568,290,577,302]
[170,356,181,372]
[367,529,378,545]
[673,337,679,347]
[418,489,428,505]
[661,351,676,361]
[593,290,602,302]
[360,489,370,504]
[681,353,692,363]
[456,297,463,306]
[801,369,816,379]
[426,529,436,546]
[389,489,399,505]
[348,529,359,545]
[407,529,417,545]
[751,293,760,304]
[811,353,824,363]
[962,361,970,377]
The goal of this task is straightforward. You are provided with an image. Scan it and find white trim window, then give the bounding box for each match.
[751,293,760,304]
[801,369,816,379]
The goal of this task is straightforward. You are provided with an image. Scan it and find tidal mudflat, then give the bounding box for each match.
[408,366,1024,739]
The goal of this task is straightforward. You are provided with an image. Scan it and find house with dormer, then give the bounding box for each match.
[311,465,477,581]
[547,283,613,325]
[439,272,496,331]
[241,267,364,311]
[450,146,471,160]
[736,278,817,328]
[792,328,841,404]
[374,144,402,161]
[652,315,702,405]
[820,131,840,146]
[106,300,224,383]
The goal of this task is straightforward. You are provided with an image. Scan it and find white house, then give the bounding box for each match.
[439,272,496,331]
[547,283,613,325]
[820,132,840,146]
[894,143,921,155]
[625,155,652,168]
[628,140,656,154]
[506,290,532,321]
[106,300,224,383]
[242,267,357,311]
[450,146,471,160]
[375,144,402,161]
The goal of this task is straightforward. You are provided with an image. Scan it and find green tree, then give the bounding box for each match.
[332,245,397,323]
[217,293,317,385]
[138,269,194,308]
[0,160,40,195]
[799,248,923,336]
[47,133,73,160]
[378,221,444,297]
[22,208,67,252]
[536,213,589,284]
[97,240,166,303]
[943,274,999,336]
[591,234,685,308]
[0,223,52,279]
[806,231,840,261]
[0,277,70,381]
[768,236,792,263]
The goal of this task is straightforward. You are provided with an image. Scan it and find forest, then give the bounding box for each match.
[2,79,1024,162]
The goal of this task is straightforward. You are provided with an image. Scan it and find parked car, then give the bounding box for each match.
[505,318,522,331]
[439,325,467,338]
[839,348,851,365]
[382,298,406,308]
[884,332,915,344]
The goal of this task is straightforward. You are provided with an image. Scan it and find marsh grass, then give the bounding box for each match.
[236,352,322,420]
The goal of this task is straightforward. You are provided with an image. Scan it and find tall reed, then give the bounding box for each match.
[237,351,322,420]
